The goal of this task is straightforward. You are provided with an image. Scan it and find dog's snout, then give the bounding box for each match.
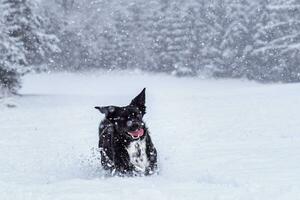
[132,123,140,130]
[127,120,141,130]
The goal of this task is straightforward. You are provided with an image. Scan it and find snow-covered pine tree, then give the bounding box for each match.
[249,0,282,82]
[0,41,22,94]
[110,9,145,70]
[263,0,300,82]
[126,3,150,71]
[200,0,232,78]
[146,2,193,75]
[2,0,60,69]
[184,1,228,77]
[98,4,149,71]
[196,0,283,82]
[43,0,94,71]
[98,27,119,70]
[215,0,249,78]
[0,1,25,94]
[211,0,268,80]
[144,9,163,72]
[184,4,208,76]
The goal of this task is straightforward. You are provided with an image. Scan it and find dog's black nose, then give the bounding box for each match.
[127,120,140,130]
[131,123,140,130]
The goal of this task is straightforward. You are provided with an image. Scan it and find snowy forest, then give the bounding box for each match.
[1,0,300,94]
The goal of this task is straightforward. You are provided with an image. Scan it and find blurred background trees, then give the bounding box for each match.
[1,0,300,94]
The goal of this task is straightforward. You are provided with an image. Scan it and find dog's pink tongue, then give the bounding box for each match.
[128,129,144,138]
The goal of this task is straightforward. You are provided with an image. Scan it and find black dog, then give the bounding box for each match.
[95,88,157,176]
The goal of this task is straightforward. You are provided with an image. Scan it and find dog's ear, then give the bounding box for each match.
[95,106,116,116]
[130,88,146,114]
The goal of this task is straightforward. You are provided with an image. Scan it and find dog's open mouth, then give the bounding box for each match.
[127,128,144,139]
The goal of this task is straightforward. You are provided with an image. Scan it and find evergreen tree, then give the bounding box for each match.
[0,1,25,94]
[2,0,60,68]
[146,2,193,75]
[249,0,282,82]
[200,0,231,78]
[264,0,300,82]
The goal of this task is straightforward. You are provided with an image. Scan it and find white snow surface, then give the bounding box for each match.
[1,72,300,200]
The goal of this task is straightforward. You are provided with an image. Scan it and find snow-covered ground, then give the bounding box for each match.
[1,72,300,200]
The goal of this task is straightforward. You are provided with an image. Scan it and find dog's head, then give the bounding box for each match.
[95,88,146,139]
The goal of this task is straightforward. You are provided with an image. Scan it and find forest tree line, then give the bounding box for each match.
[1,0,300,93]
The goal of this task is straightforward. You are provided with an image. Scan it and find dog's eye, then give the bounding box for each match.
[126,120,133,127]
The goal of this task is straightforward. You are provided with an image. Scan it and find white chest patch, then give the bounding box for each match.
[126,138,149,173]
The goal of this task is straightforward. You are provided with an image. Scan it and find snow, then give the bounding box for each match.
[1,72,300,200]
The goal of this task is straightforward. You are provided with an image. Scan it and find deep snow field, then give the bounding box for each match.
[1,72,300,200]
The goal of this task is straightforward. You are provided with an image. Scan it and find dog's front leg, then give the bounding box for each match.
[113,147,134,176]
[98,125,116,173]
[145,136,158,175]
